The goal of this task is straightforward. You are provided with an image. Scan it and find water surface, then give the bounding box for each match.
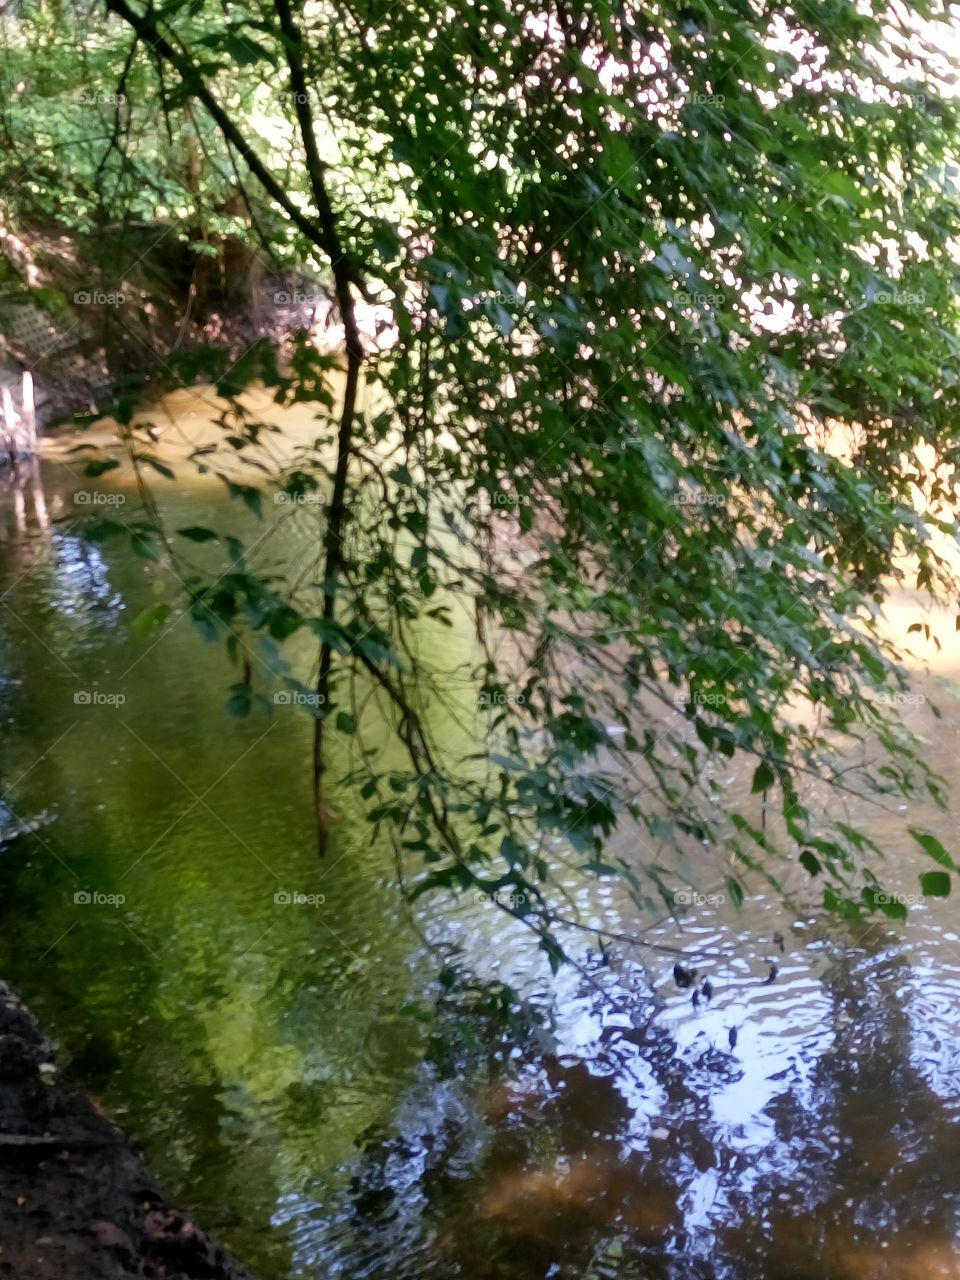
[3,427,960,1279]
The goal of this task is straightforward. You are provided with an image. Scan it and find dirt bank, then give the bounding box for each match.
[0,982,262,1280]
[0,211,338,432]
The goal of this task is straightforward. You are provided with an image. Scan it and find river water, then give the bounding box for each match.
[3,406,960,1279]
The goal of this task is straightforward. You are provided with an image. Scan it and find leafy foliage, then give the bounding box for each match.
[8,0,960,963]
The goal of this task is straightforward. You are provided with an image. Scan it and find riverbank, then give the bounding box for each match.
[0,982,262,1280]
[0,210,339,436]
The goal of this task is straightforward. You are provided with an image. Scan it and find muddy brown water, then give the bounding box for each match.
[2,404,960,1278]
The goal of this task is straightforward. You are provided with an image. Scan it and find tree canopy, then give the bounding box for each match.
[4,0,960,969]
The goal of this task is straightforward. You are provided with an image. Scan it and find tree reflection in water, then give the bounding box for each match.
[330,928,960,1280]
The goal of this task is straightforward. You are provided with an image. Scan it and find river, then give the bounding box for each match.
[2,397,960,1279]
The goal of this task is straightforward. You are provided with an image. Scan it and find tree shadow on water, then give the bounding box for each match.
[331,930,960,1280]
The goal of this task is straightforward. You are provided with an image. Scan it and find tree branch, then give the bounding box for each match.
[103,0,365,853]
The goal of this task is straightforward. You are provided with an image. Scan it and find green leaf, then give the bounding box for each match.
[177,526,219,543]
[920,871,951,898]
[266,606,303,640]
[199,29,276,67]
[225,482,263,519]
[131,602,171,640]
[130,532,159,560]
[823,888,863,923]
[84,458,119,477]
[909,828,958,870]
[863,887,907,921]
[82,519,126,542]
[133,454,176,480]
[490,754,523,772]
[226,683,252,717]
[724,876,744,908]
[751,761,775,793]
[799,850,821,876]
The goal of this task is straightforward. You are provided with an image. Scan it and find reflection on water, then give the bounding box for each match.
[3,450,960,1279]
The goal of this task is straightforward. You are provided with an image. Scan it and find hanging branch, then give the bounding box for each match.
[103,0,364,853]
[272,0,364,854]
